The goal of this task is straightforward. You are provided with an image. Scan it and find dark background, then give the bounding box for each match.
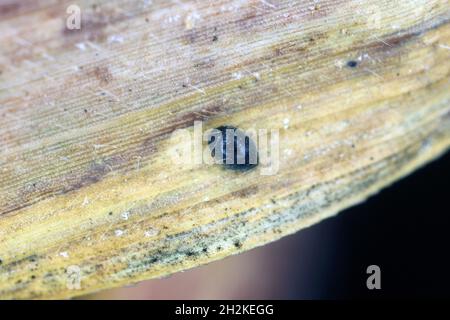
[283,150,450,299]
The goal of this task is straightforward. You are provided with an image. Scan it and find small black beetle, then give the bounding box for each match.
[208,125,258,171]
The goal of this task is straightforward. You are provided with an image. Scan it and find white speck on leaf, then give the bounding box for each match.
[185,11,201,30]
[108,34,124,44]
[121,211,130,221]
[232,71,243,80]
[334,59,345,69]
[82,196,89,206]
[144,228,159,237]
[75,42,87,51]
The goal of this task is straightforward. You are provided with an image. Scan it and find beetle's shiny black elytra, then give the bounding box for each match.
[208,125,258,171]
